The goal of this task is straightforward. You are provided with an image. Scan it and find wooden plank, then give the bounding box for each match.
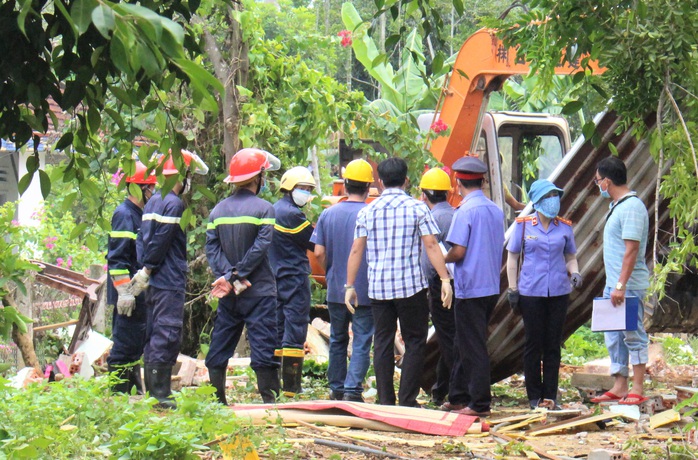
[527,413,621,436]
[33,320,79,333]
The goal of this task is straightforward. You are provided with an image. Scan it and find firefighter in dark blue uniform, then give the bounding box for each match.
[269,166,316,396]
[205,148,282,405]
[106,161,156,394]
[130,150,209,409]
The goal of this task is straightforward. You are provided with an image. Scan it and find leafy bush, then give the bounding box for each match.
[561,325,608,366]
[655,336,698,366]
[0,375,273,459]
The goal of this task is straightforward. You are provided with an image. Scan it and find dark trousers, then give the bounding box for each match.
[449,295,497,412]
[206,294,278,371]
[371,289,429,407]
[520,294,569,403]
[107,295,147,365]
[144,287,185,366]
[276,275,311,349]
[428,277,456,402]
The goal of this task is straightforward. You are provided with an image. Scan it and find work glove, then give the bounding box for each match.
[211,276,233,298]
[507,288,520,315]
[344,285,357,314]
[129,267,150,296]
[440,278,453,309]
[233,279,252,295]
[113,275,136,317]
[570,272,583,289]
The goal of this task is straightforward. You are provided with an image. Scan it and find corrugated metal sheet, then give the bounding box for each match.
[423,109,684,386]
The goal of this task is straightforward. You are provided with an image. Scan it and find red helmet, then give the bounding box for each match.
[160,150,209,176]
[225,148,281,184]
[125,161,157,185]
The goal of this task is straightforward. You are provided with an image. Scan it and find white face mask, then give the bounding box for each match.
[292,189,312,207]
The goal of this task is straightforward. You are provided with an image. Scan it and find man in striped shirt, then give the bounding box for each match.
[132,150,208,409]
[346,157,453,407]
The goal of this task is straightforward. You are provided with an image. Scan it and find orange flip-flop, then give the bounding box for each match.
[590,391,624,403]
[618,393,649,405]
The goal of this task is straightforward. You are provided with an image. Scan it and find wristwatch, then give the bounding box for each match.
[344,284,354,289]
[615,282,625,291]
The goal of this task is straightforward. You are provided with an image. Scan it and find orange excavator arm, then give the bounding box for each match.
[430,28,604,169]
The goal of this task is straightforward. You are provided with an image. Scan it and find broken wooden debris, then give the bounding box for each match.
[526,413,622,436]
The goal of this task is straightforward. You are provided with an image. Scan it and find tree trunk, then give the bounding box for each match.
[5,295,40,371]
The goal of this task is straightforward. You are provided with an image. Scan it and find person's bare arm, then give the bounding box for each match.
[610,240,640,306]
[422,234,450,279]
[314,244,327,271]
[445,244,466,263]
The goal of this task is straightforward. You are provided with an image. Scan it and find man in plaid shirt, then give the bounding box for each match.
[345,157,453,407]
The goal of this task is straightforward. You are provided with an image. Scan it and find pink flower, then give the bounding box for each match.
[66,257,73,268]
[337,30,353,47]
[430,119,448,134]
[46,243,54,249]
[56,257,63,267]
[81,246,89,251]
[111,169,124,185]
[11,220,19,226]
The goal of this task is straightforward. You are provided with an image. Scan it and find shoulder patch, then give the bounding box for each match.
[557,217,573,226]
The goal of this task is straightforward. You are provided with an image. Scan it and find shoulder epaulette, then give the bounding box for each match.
[515,216,536,223]
[556,217,573,226]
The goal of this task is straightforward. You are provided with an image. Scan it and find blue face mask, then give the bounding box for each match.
[536,196,561,219]
[598,183,611,199]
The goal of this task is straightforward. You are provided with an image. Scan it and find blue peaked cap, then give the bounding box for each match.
[528,179,564,205]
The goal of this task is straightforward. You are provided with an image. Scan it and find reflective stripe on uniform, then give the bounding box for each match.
[282,347,305,358]
[109,269,130,276]
[109,230,137,239]
[207,216,275,230]
[143,213,181,224]
[274,220,310,234]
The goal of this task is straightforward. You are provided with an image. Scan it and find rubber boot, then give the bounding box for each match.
[281,350,304,396]
[108,364,130,394]
[273,349,282,386]
[208,367,228,405]
[255,367,280,404]
[144,364,177,409]
[130,364,144,395]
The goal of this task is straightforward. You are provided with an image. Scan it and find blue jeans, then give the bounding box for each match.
[603,287,649,377]
[327,302,374,396]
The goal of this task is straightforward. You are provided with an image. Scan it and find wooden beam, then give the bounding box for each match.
[33,320,79,333]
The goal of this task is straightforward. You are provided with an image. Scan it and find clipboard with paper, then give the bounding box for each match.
[438,242,455,278]
[591,296,639,332]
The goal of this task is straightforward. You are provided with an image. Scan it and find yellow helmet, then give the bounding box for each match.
[343,159,374,183]
[419,168,451,191]
[279,166,316,192]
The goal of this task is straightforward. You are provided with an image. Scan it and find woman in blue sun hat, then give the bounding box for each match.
[505,179,583,410]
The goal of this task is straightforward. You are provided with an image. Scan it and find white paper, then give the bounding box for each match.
[591,297,637,332]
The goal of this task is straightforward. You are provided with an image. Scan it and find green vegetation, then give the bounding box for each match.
[561,325,608,367]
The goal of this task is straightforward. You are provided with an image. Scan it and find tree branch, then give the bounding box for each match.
[664,85,698,180]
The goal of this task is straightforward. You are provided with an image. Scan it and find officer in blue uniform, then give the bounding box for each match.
[205,148,281,404]
[106,161,156,394]
[506,179,582,410]
[419,168,456,407]
[268,166,316,396]
[130,150,208,409]
[443,156,505,417]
